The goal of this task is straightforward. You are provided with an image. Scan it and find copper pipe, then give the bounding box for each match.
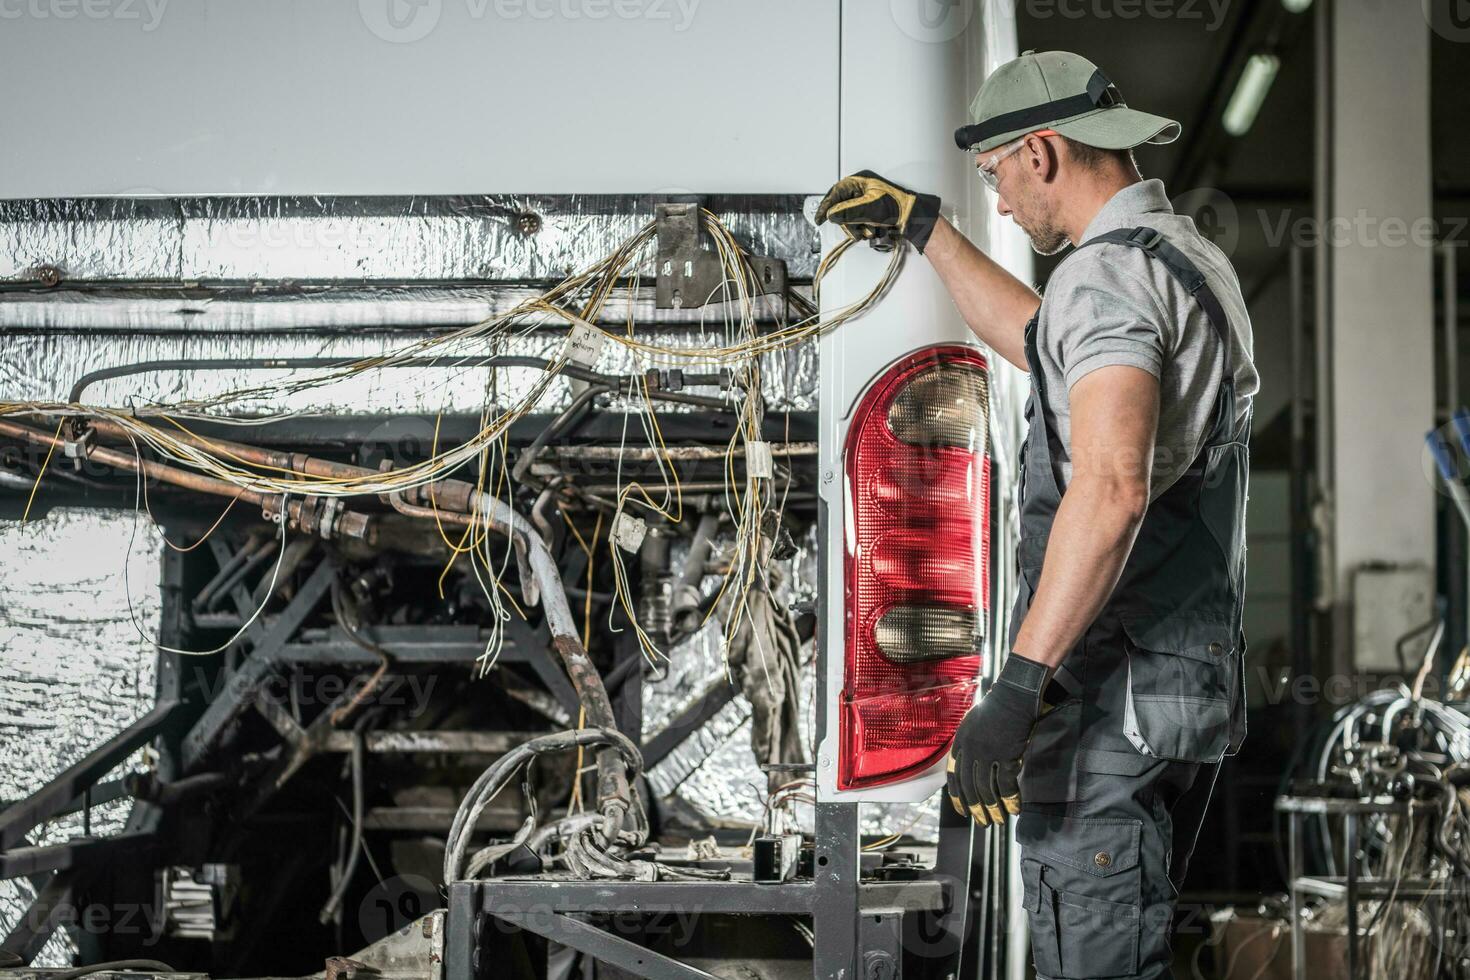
[0,418,276,509]
[384,490,475,527]
[87,417,481,517]
[0,419,370,539]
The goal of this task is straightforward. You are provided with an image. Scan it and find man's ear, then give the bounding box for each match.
[1025,133,1061,184]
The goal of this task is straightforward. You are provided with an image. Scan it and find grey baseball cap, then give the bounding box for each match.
[955,50,1181,154]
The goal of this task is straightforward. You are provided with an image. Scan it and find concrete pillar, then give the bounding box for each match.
[1326,0,1436,670]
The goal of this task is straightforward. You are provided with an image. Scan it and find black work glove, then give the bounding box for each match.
[814,171,941,253]
[947,652,1052,827]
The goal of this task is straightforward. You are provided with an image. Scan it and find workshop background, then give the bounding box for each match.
[1019,1,1470,975]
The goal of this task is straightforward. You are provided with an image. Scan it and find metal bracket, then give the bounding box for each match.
[654,203,786,310]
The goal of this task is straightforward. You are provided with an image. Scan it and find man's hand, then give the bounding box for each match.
[947,652,1052,826]
[814,171,940,252]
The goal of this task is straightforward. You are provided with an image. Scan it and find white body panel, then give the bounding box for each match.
[814,1,1025,802]
[0,0,837,196]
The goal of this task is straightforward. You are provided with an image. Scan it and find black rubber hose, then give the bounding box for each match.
[69,356,732,409]
[318,721,367,925]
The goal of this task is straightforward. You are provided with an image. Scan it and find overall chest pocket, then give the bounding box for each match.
[1120,616,1241,763]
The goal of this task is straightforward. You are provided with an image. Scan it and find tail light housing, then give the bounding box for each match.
[840,345,990,790]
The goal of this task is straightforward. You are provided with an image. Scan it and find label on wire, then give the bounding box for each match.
[563,319,607,368]
[613,512,647,553]
[746,441,774,479]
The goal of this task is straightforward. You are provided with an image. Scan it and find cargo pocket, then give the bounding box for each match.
[1018,814,1142,979]
[1120,616,1236,763]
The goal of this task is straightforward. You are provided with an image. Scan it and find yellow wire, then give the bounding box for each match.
[20,418,64,523]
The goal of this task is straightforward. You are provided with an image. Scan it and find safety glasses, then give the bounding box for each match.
[975,130,1058,193]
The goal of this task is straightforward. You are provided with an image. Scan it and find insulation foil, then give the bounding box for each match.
[0,196,819,284]
[0,509,162,967]
[0,195,820,415]
[2,326,816,417]
[641,530,937,841]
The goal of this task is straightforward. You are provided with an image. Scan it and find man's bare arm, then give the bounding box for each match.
[1011,365,1159,668]
[923,218,1040,371]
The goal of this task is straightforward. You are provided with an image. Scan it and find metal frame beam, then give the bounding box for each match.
[510,910,718,980]
[0,832,155,879]
[0,701,180,850]
[0,868,80,964]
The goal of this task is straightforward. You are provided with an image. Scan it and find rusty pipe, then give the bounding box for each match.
[470,488,631,836]
[88,417,483,521]
[1,417,277,508]
[1,418,372,539]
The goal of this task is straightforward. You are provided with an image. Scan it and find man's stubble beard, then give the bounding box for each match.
[1012,182,1069,256]
[1027,225,1071,256]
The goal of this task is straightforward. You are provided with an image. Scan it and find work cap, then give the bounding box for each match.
[955,50,1181,154]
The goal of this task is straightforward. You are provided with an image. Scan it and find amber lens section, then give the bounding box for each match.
[886,363,990,452]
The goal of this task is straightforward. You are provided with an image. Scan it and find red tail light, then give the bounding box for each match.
[840,346,990,790]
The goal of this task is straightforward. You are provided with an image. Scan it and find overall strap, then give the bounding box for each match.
[1076,226,1234,374]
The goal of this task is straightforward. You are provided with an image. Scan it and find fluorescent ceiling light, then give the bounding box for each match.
[1282,0,1312,11]
[1222,53,1281,137]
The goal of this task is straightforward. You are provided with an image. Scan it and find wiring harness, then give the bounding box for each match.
[2,208,900,884]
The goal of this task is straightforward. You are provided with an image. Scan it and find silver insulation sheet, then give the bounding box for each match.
[641,531,940,841]
[0,196,820,284]
[0,510,162,967]
[0,195,820,415]
[3,324,817,417]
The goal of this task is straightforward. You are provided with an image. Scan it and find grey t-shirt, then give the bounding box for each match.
[1033,179,1258,499]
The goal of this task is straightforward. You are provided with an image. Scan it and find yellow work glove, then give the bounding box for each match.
[814,171,941,253]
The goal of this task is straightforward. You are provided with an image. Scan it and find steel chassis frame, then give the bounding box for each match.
[445,801,983,980]
[0,486,991,980]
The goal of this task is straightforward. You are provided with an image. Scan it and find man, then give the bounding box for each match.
[816,51,1257,979]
